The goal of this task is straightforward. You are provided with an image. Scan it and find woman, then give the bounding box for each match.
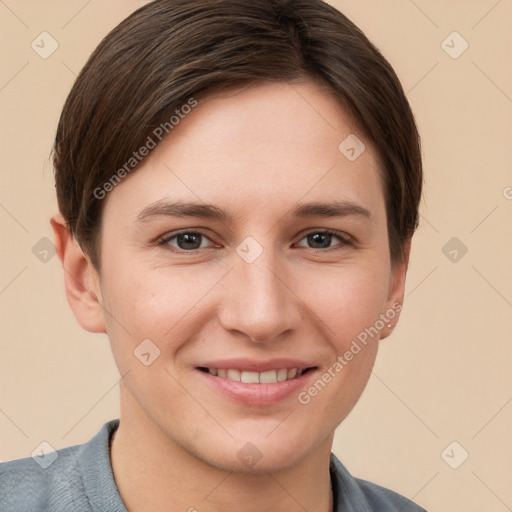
[0,0,425,510]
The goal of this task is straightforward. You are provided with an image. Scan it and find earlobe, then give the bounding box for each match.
[50,213,106,334]
[380,238,412,340]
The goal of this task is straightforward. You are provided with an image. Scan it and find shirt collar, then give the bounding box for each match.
[329,452,374,512]
[77,418,126,512]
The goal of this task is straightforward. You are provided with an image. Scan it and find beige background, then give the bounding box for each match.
[1,1,511,510]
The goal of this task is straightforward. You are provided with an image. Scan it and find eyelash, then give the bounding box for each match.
[156,229,353,254]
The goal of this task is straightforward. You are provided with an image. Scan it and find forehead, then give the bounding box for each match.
[102,80,385,223]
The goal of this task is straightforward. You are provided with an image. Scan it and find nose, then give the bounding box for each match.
[217,249,302,344]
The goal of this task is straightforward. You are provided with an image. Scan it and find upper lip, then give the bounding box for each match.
[197,358,316,372]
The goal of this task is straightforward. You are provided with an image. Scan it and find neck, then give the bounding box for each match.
[110,397,334,512]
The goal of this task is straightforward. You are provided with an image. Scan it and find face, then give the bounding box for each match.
[91,80,406,473]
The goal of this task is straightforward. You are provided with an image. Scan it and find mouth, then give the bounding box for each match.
[195,363,318,405]
[197,366,316,383]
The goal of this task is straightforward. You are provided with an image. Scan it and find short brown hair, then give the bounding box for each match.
[53,0,422,271]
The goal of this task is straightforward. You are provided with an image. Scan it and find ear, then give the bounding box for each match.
[380,238,412,340]
[50,213,106,333]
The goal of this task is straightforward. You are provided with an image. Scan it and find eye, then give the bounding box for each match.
[157,228,352,254]
[158,230,216,252]
[295,230,352,250]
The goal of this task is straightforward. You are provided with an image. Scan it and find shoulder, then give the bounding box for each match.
[0,443,86,511]
[329,453,427,512]
[0,419,121,512]
[354,477,427,511]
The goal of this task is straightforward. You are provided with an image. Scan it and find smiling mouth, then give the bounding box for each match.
[197,367,316,383]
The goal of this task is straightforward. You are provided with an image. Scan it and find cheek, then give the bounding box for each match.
[101,261,217,355]
[296,260,391,349]
[292,266,385,435]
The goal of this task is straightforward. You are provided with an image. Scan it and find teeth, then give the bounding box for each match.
[277,368,288,381]
[259,370,277,383]
[206,367,306,383]
[241,371,260,383]
[227,369,241,381]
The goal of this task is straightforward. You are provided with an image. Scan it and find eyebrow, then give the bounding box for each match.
[135,199,372,223]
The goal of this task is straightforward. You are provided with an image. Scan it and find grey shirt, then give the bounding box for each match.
[0,419,426,511]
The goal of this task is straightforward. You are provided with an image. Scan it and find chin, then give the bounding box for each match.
[188,428,323,475]
[210,446,311,475]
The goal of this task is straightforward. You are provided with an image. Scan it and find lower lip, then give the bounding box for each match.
[196,369,317,405]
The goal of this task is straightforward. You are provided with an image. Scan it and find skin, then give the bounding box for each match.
[51,79,410,512]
